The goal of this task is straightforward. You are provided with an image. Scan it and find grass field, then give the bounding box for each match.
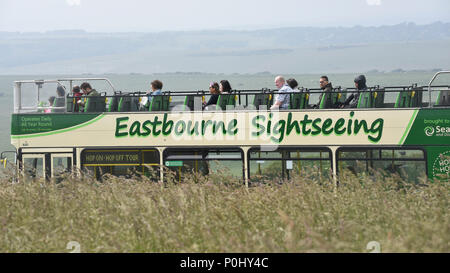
[0,167,448,253]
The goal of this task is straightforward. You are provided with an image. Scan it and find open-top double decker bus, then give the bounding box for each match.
[4,72,450,185]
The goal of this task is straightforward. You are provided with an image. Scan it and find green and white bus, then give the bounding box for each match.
[5,72,450,184]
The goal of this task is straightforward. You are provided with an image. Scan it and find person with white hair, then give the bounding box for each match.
[270,75,292,110]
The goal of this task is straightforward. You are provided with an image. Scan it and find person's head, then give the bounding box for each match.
[72,85,81,94]
[274,76,285,89]
[56,85,66,97]
[220,80,232,93]
[319,76,329,89]
[151,80,163,91]
[209,82,220,94]
[354,75,367,90]
[287,78,298,89]
[80,82,92,94]
[48,96,56,106]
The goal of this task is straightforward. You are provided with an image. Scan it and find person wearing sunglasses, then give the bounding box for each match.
[203,82,221,109]
[313,75,334,109]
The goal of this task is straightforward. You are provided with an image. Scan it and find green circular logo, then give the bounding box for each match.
[424,126,435,136]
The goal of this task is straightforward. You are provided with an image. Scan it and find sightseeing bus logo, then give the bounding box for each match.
[424,126,435,136]
[432,151,450,178]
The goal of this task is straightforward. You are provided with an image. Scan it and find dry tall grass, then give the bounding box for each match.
[0,169,448,253]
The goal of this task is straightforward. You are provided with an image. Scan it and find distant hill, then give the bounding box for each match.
[0,22,449,74]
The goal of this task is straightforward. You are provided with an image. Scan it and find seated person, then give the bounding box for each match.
[203,82,221,109]
[342,75,367,108]
[80,82,99,96]
[71,85,82,112]
[144,80,163,109]
[270,76,292,110]
[51,85,67,112]
[78,82,99,109]
[56,85,66,98]
[44,96,56,113]
[219,80,232,93]
[314,75,334,108]
[287,78,298,90]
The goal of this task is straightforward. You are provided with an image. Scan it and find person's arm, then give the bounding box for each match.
[270,100,282,110]
[343,93,355,106]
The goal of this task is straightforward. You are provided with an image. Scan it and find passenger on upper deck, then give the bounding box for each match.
[44,96,56,113]
[342,75,367,108]
[52,85,67,112]
[144,80,163,108]
[72,85,82,112]
[78,82,99,108]
[203,82,221,109]
[287,78,298,90]
[56,85,66,98]
[270,76,292,110]
[220,80,232,93]
[314,75,334,109]
[80,82,99,96]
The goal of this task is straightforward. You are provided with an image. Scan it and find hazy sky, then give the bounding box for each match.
[1,0,449,32]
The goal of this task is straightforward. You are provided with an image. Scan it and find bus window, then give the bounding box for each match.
[337,148,426,182]
[51,154,72,182]
[249,148,331,182]
[163,148,243,182]
[22,155,45,181]
[142,150,160,181]
[80,149,160,181]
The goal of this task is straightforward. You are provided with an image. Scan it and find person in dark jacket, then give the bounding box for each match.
[203,82,221,109]
[342,75,367,108]
[314,76,333,108]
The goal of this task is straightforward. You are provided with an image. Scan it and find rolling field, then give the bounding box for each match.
[0,167,448,253]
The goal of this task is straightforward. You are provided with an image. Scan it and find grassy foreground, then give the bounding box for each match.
[0,170,448,253]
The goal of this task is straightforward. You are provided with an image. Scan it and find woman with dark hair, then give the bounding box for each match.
[203,82,221,109]
[219,80,232,93]
[286,78,298,90]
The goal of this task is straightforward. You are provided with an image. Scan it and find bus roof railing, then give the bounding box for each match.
[13,78,116,113]
[428,71,450,108]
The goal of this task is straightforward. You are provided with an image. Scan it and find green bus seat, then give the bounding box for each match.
[410,87,423,107]
[84,96,106,112]
[118,96,139,112]
[435,90,450,106]
[395,87,422,108]
[149,95,171,111]
[318,92,333,109]
[357,91,373,108]
[373,88,385,108]
[52,97,66,113]
[252,93,272,110]
[227,93,237,106]
[318,90,344,109]
[290,92,309,109]
[66,97,75,112]
[182,95,203,111]
[336,92,347,108]
[108,92,122,112]
[395,90,410,108]
[216,94,236,110]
